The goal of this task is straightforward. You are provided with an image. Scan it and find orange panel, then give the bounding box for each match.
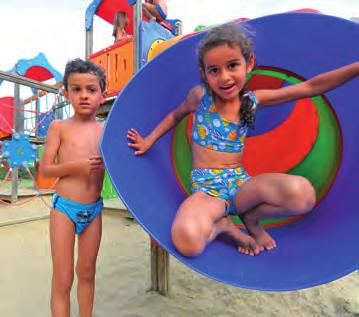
[0,131,10,139]
[36,162,57,190]
[89,40,134,97]
[106,41,134,96]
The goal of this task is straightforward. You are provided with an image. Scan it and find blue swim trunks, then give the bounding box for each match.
[190,167,250,214]
[52,193,103,234]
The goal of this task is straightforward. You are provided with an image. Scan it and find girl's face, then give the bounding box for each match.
[201,44,254,101]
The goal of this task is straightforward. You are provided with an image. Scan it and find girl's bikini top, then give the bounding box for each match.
[191,85,258,153]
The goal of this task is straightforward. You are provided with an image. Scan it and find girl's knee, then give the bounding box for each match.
[287,176,316,212]
[76,261,96,282]
[171,220,206,257]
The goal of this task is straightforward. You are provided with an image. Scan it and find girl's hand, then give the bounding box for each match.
[127,128,152,155]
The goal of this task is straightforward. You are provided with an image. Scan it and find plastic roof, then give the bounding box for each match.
[86,0,134,34]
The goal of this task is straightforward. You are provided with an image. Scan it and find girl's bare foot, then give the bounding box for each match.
[241,213,277,250]
[210,216,262,256]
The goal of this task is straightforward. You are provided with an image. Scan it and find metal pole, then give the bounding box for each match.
[57,95,64,120]
[35,92,40,137]
[175,21,183,36]
[11,84,23,203]
[133,0,142,72]
[0,71,59,94]
[85,26,94,59]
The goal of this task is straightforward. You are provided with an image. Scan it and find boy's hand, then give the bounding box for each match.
[89,155,104,172]
[75,156,104,176]
[127,128,152,155]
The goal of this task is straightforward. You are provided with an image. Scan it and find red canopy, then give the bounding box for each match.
[95,0,134,34]
[0,97,14,135]
[23,66,54,82]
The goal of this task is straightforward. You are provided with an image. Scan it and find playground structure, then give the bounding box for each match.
[100,10,359,292]
[85,0,181,98]
[0,53,121,205]
[0,53,68,203]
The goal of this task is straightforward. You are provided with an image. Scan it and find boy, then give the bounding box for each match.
[41,58,105,317]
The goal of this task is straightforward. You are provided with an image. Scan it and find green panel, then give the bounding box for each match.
[38,145,45,158]
[288,96,341,199]
[247,69,303,84]
[172,115,192,194]
[101,171,118,199]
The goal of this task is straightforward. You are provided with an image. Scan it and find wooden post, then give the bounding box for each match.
[150,239,169,296]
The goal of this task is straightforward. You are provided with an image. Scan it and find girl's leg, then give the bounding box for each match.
[171,191,261,257]
[76,214,102,317]
[50,209,75,317]
[234,173,316,250]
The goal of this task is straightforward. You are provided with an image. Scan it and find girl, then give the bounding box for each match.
[127,23,359,257]
[112,11,130,43]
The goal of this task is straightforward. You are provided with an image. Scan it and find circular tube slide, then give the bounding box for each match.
[101,13,359,291]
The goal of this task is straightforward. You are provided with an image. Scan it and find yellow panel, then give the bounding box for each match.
[148,35,184,61]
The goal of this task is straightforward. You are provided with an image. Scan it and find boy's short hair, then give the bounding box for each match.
[63,58,106,93]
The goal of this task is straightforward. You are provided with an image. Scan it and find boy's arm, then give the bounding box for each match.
[255,61,359,108]
[128,85,202,155]
[40,121,90,178]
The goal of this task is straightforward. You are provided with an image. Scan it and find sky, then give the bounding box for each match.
[0,0,358,78]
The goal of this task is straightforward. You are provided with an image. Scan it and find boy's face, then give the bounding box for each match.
[64,72,104,117]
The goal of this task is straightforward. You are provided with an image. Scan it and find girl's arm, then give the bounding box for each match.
[128,85,202,155]
[143,1,168,20]
[255,61,359,108]
[40,121,100,178]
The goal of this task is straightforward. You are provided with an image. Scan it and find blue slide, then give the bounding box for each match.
[101,13,359,291]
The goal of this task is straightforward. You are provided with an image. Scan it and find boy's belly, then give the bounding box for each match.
[55,172,104,204]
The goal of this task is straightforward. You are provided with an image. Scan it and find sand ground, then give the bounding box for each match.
[0,198,359,317]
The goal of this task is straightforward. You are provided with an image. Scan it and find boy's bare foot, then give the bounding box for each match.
[241,213,277,250]
[209,216,262,256]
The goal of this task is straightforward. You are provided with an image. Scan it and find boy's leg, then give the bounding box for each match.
[234,173,316,250]
[76,213,102,317]
[50,209,75,317]
[171,191,260,257]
